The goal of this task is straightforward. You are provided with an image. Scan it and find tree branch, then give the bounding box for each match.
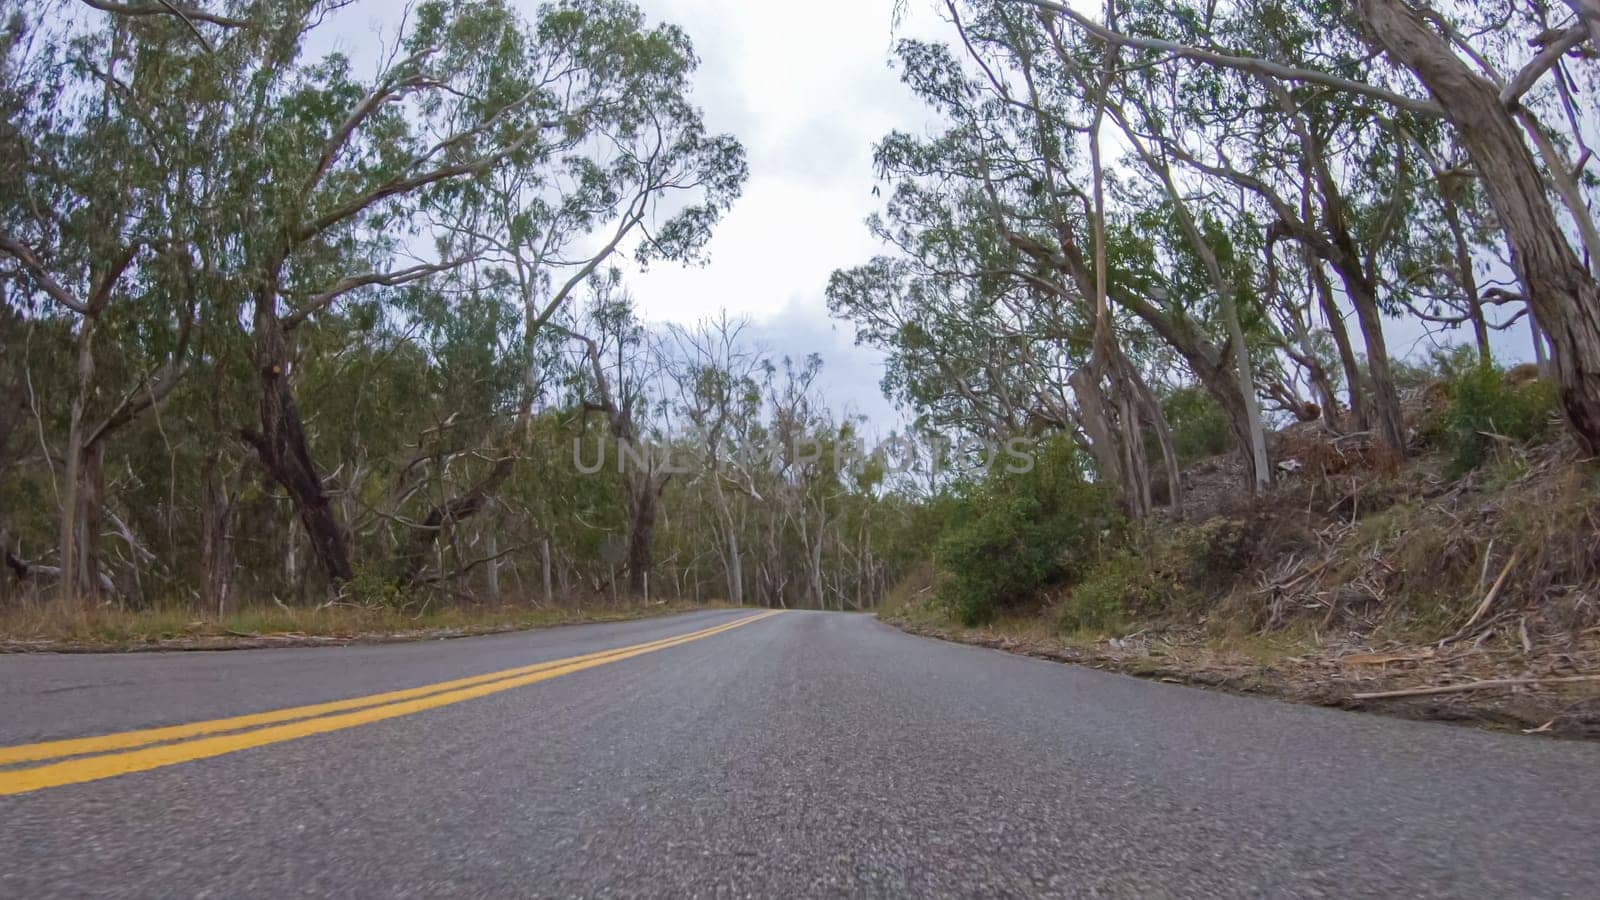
[1007,0,1442,115]
[281,258,466,330]
[78,0,248,29]
[1501,23,1588,110]
[0,235,89,314]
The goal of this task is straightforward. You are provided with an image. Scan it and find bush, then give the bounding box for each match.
[1057,554,1149,633]
[1056,517,1251,634]
[1165,517,1253,592]
[1160,385,1235,465]
[343,565,411,609]
[1444,364,1559,475]
[934,436,1120,625]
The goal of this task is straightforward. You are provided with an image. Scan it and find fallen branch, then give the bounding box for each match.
[1352,675,1600,701]
[1444,551,1519,644]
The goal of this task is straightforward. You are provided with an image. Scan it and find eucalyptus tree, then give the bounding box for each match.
[403,0,745,585]
[762,354,837,608]
[558,274,676,596]
[1071,0,1416,453]
[838,4,1269,506]
[203,0,737,589]
[0,0,745,606]
[1007,0,1600,453]
[666,312,764,607]
[0,4,220,602]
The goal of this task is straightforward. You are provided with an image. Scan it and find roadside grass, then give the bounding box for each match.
[0,599,733,651]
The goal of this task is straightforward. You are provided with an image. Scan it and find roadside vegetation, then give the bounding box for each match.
[881,358,1600,735]
[0,0,928,637]
[5,0,1600,734]
[826,1,1600,734]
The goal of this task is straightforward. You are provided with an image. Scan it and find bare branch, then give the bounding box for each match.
[0,235,89,314]
[1502,24,1588,109]
[78,0,248,30]
[281,258,466,330]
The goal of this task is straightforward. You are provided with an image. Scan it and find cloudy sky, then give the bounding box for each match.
[613,0,949,429]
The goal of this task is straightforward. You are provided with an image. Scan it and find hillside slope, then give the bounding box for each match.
[886,379,1600,737]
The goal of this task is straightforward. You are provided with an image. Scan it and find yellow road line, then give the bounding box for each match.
[0,612,768,768]
[0,610,780,796]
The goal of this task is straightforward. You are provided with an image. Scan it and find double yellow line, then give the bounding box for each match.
[0,610,781,797]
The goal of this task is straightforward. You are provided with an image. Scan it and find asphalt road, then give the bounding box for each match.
[3,609,1599,898]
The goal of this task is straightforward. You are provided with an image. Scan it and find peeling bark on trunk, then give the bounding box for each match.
[1360,0,1600,453]
[1069,368,1125,489]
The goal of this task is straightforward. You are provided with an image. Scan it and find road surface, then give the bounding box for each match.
[2,609,1598,897]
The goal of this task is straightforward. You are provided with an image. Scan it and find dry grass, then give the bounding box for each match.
[1239,440,1600,648]
[883,397,1600,735]
[0,599,732,652]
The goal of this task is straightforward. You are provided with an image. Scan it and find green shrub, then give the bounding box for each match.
[1057,517,1254,633]
[343,565,410,609]
[1057,554,1148,633]
[1445,364,1559,475]
[1160,385,1235,465]
[934,436,1120,625]
[1160,517,1253,597]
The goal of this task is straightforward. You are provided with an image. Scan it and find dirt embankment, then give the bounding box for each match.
[887,383,1600,739]
[888,617,1600,738]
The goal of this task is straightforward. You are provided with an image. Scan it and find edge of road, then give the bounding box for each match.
[884,615,1600,741]
[0,602,746,656]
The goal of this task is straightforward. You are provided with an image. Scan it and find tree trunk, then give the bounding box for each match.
[73,440,106,603]
[59,316,97,606]
[1283,297,1343,424]
[1115,383,1153,517]
[399,455,514,586]
[1360,0,1600,453]
[1219,284,1271,490]
[1532,313,1550,374]
[624,474,664,596]
[245,295,352,585]
[201,359,234,616]
[1113,292,1270,489]
[541,537,553,606]
[1439,190,1494,364]
[1307,256,1368,430]
[1133,369,1184,515]
[1069,367,1126,489]
[807,518,826,609]
[1327,251,1407,452]
[725,528,744,606]
[200,451,234,617]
